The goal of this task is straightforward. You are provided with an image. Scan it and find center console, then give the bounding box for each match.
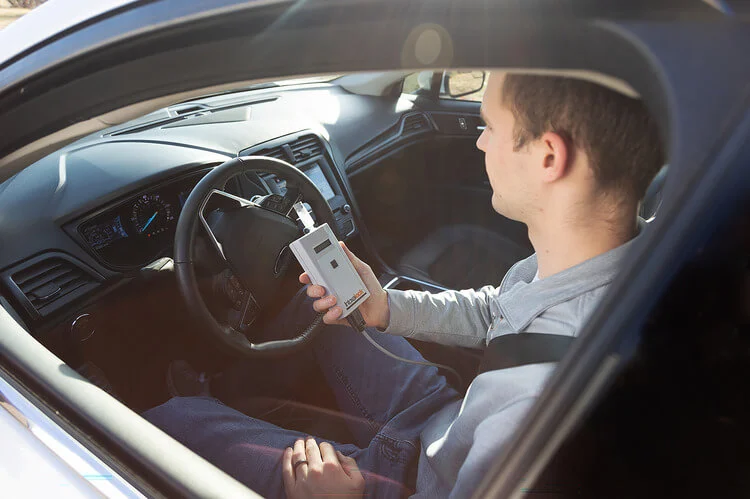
[381,274,448,293]
[265,156,355,238]
[241,132,357,239]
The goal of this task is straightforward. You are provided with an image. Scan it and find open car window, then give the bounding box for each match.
[0,1,747,498]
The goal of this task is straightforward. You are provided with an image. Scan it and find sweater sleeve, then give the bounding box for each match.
[382,286,499,348]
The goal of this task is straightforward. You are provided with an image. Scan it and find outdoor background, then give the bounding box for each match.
[0,0,41,30]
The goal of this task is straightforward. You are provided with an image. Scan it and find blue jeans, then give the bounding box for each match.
[143,290,460,498]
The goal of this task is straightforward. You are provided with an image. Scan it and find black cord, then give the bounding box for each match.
[346,309,367,332]
[346,309,464,386]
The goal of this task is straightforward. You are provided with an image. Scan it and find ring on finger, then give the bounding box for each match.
[293,459,308,472]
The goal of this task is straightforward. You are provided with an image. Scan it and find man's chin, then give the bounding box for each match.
[491,196,506,216]
[492,197,521,222]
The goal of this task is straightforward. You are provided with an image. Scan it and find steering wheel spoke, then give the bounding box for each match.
[199,189,257,261]
[235,291,261,332]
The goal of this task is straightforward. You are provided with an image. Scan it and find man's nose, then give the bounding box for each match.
[476,129,486,151]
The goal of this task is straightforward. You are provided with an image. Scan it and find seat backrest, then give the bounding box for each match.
[640,165,668,222]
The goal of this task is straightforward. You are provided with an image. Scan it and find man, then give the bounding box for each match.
[144,72,664,498]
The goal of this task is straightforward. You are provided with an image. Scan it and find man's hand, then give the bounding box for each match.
[299,242,390,330]
[282,438,365,499]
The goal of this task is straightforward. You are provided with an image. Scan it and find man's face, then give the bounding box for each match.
[476,73,537,222]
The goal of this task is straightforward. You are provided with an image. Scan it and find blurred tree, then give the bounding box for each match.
[7,0,47,8]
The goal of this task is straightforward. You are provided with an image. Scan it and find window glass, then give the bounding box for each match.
[402,71,434,94]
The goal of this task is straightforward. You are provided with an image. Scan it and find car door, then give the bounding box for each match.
[1,1,747,498]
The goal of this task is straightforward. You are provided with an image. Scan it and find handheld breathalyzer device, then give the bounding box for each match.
[288,202,463,384]
[289,202,369,330]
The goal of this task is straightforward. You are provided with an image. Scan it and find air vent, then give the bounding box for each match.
[168,103,209,117]
[402,113,430,134]
[254,146,289,162]
[290,135,322,162]
[7,256,100,317]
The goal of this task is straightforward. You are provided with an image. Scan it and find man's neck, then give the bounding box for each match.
[529,213,637,279]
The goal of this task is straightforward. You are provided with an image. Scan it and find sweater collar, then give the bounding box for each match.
[496,225,643,332]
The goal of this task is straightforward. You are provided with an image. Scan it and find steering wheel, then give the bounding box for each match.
[174,156,337,357]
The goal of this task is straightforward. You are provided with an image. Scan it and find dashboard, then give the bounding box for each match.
[64,131,358,270]
[0,82,442,326]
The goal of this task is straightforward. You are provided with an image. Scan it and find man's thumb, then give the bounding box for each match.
[340,242,366,271]
[336,451,360,477]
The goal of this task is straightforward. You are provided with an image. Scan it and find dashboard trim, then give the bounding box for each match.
[345,112,435,174]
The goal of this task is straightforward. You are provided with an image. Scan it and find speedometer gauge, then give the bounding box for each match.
[130,194,174,237]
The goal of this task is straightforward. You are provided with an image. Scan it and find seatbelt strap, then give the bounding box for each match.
[478,333,575,374]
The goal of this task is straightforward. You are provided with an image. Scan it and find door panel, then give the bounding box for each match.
[350,100,532,288]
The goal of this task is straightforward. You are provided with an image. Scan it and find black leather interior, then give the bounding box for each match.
[397,224,532,289]
[399,167,668,290]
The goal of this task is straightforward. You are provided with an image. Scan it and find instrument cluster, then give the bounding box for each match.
[76,172,206,268]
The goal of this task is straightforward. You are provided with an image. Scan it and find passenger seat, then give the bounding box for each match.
[397,224,532,289]
[397,166,668,290]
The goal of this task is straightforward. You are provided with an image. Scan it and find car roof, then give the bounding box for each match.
[0,0,138,66]
[0,0,727,68]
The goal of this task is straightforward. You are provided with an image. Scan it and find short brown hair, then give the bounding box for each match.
[502,74,664,201]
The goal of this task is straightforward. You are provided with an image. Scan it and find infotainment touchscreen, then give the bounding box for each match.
[304,164,336,201]
[268,163,336,201]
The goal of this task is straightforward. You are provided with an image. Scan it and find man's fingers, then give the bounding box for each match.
[336,451,362,479]
[323,307,343,324]
[292,439,308,479]
[299,273,311,284]
[305,437,323,466]
[319,442,337,464]
[312,295,337,313]
[282,446,296,491]
[305,284,327,298]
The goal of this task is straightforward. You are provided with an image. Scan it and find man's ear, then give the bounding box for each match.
[539,131,569,183]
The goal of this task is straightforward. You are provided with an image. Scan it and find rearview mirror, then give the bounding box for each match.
[443,71,486,98]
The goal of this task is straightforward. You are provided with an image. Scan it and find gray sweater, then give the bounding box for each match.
[383,239,636,498]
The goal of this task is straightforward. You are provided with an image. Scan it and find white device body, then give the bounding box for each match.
[289,223,370,318]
